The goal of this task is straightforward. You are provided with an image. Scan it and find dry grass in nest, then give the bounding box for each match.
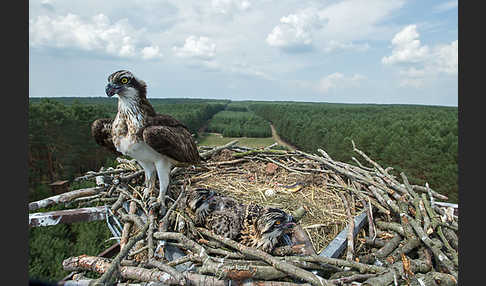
[175,149,359,254]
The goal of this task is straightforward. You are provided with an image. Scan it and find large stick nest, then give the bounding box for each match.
[47,140,458,285]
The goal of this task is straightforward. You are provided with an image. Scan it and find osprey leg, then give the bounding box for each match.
[155,158,173,210]
[137,160,157,199]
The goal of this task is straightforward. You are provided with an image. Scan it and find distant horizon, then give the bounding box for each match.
[28,95,458,108]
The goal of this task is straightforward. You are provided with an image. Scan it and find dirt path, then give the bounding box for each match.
[270,123,297,151]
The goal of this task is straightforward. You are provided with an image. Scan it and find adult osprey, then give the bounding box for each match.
[91,70,200,211]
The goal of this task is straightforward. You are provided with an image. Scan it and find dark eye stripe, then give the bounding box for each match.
[108,70,132,82]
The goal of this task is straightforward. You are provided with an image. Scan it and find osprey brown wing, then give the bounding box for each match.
[145,114,190,130]
[91,118,122,156]
[142,125,200,164]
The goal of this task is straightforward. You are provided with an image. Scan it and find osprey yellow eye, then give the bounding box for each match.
[120,77,129,84]
[275,221,281,225]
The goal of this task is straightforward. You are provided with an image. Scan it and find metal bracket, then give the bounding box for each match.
[105,206,123,242]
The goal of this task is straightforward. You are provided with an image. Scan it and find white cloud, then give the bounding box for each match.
[266,8,323,51]
[29,13,161,60]
[382,25,429,65]
[434,40,458,74]
[211,0,251,14]
[316,72,366,93]
[316,0,405,41]
[266,0,405,53]
[173,36,216,60]
[141,45,163,60]
[382,25,458,87]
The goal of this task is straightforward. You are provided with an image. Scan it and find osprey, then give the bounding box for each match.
[185,188,296,252]
[91,70,201,211]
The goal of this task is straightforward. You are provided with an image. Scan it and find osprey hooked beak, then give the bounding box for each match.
[105,82,121,97]
[281,215,296,232]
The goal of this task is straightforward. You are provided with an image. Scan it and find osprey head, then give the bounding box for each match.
[186,188,219,225]
[255,208,296,252]
[105,70,147,98]
[187,188,217,211]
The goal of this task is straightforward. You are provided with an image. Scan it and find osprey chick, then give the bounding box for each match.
[92,70,200,211]
[185,188,296,252]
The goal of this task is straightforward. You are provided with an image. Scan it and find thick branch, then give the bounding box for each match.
[29,187,104,211]
[200,140,239,159]
[362,259,431,286]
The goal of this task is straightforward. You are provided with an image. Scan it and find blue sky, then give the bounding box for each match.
[29,0,458,106]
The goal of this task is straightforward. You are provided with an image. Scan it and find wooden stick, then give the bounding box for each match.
[204,158,247,166]
[362,259,431,286]
[263,156,310,175]
[120,201,137,249]
[119,170,145,182]
[338,192,355,264]
[375,221,405,237]
[287,255,386,274]
[94,221,150,285]
[147,259,186,285]
[200,139,239,159]
[412,185,448,201]
[320,211,367,259]
[63,255,228,285]
[385,238,421,265]
[233,149,288,158]
[195,228,330,286]
[29,187,104,211]
[401,172,422,224]
[29,206,106,227]
[358,233,402,264]
[405,214,457,278]
[351,140,387,175]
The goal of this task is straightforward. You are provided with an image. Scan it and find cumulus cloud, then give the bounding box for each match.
[29,13,163,60]
[266,8,323,52]
[141,46,163,60]
[173,36,216,60]
[434,40,458,74]
[316,72,366,93]
[266,1,405,54]
[382,25,429,65]
[382,25,458,87]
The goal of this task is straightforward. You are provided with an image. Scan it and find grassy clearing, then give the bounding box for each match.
[197,133,278,148]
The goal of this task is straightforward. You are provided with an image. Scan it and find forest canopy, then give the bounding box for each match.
[249,102,458,202]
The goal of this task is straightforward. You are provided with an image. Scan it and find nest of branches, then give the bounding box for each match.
[30,140,458,286]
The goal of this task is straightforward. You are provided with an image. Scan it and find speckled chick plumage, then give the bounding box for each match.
[184,188,296,252]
